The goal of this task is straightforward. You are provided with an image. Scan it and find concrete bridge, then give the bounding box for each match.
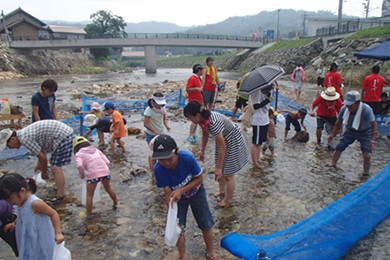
[9,33,263,73]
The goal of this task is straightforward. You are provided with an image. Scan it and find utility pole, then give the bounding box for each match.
[276,9,281,41]
[338,0,343,33]
[302,14,308,37]
[363,0,371,18]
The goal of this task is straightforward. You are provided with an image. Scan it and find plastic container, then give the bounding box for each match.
[32,171,46,185]
[81,178,101,206]
[165,199,181,246]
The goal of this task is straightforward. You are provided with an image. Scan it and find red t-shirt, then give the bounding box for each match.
[324,72,343,96]
[312,95,343,118]
[203,66,217,92]
[186,75,203,104]
[362,74,385,102]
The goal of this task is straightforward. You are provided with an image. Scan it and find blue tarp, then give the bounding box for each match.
[354,40,390,61]
[221,161,390,260]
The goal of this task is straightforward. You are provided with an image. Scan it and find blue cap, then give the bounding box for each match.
[104,101,115,110]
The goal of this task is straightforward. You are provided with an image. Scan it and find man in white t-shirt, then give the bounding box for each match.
[250,86,273,168]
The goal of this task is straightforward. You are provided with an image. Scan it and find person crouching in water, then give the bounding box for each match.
[262,108,277,158]
[73,136,118,215]
[0,174,64,260]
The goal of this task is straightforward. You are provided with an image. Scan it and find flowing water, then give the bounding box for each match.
[0,69,389,259]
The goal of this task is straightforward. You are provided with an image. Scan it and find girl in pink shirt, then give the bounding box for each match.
[73,136,118,215]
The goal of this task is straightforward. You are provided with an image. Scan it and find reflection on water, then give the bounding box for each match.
[0,72,389,259]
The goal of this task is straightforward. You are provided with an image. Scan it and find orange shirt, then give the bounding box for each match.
[112,110,126,138]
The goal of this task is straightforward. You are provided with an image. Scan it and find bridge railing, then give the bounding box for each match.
[9,33,260,42]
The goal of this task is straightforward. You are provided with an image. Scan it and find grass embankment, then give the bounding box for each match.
[262,38,319,54]
[346,26,390,40]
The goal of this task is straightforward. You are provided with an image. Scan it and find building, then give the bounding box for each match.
[0,8,48,40]
[384,0,390,17]
[48,25,86,40]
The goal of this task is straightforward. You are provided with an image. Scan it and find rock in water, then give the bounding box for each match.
[292,131,309,143]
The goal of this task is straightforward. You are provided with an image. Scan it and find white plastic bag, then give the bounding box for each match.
[52,241,71,260]
[276,114,285,124]
[32,171,46,185]
[165,199,181,247]
[81,178,101,206]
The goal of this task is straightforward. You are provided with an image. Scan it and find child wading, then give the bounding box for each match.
[0,174,64,260]
[74,136,118,215]
[152,135,220,260]
[262,108,277,158]
[143,93,171,184]
[104,102,127,154]
[279,108,307,139]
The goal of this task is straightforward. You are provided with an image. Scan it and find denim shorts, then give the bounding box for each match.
[177,184,214,231]
[285,114,301,132]
[335,129,372,153]
[145,132,156,144]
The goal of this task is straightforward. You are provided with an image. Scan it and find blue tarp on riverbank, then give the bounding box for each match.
[221,160,390,260]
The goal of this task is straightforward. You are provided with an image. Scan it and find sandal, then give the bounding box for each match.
[49,196,64,204]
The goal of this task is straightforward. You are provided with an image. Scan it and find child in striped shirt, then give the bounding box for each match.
[262,108,277,158]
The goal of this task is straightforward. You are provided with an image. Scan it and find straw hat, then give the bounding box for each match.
[321,87,340,101]
[83,114,97,127]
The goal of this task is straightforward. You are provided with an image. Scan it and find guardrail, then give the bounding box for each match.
[316,19,390,37]
[10,33,261,42]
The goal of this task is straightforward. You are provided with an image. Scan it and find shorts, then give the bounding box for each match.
[317,77,324,87]
[363,101,380,115]
[285,114,301,132]
[177,184,214,231]
[203,90,215,105]
[252,125,269,145]
[262,137,275,151]
[87,175,111,184]
[335,129,372,153]
[50,134,75,167]
[293,81,303,91]
[317,116,337,130]
[235,97,248,109]
[145,132,156,144]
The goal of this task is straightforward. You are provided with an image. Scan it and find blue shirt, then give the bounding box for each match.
[338,103,375,132]
[154,150,202,199]
[31,91,56,122]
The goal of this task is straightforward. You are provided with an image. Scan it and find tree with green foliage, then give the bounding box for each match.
[85,10,127,38]
[84,10,127,59]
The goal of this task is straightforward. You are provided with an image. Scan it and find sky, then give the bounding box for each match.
[0,0,385,26]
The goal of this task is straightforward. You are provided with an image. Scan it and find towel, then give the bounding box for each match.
[343,102,363,130]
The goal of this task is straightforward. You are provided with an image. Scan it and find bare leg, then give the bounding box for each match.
[202,229,218,258]
[362,152,371,174]
[110,137,115,153]
[189,123,197,138]
[284,130,288,139]
[116,138,127,153]
[231,107,238,120]
[176,234,187,260]
[331,150,342,168]
[97,130,105,146]
[51,166,65,198]
[86,182,97,215]
[218,176,226,197]
[218,176,235,207]
[148,156,156,185]
[251,144,262,168]
[316,128,322,143]
[101,179,118,208]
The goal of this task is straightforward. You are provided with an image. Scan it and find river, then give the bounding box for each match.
[0,69,389,259]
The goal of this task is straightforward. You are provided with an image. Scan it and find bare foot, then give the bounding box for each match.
[209,192,225,198]
[178,254,188,260]
[216,200,230,208]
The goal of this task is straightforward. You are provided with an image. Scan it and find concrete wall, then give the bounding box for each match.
[52,33,86,40]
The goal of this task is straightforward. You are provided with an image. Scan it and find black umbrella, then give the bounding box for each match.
[239,65,285,95]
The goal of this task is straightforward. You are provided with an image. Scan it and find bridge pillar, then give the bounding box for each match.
[144,45,157,74]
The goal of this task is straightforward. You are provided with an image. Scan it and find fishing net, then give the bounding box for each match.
[221,161,390,260]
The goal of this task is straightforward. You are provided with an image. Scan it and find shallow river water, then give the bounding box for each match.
[0,69,389,259]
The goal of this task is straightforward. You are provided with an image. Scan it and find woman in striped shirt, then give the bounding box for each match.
[184,101,248,208]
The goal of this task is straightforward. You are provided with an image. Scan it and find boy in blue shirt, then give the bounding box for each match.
[31,79,58,122]
[153,134,220,260]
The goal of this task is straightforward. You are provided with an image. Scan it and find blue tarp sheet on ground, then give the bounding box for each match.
[221,160,390,260]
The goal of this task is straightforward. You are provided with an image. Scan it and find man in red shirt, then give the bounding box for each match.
[310,87,343,144]
[202,57,219,110]
[324,62,343,98]
[361,65,386,114]
[186,64,204,142]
